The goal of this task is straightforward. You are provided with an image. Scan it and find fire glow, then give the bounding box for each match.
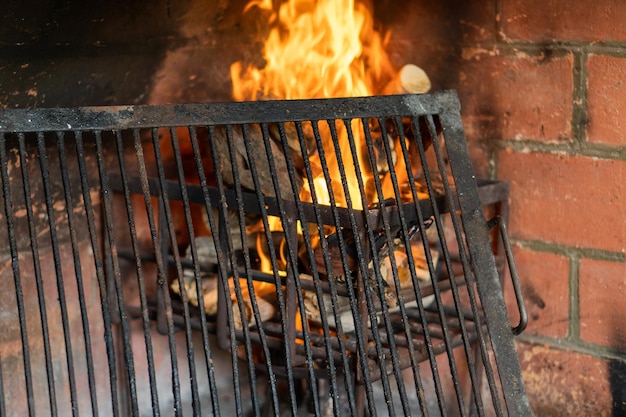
[230,0,395,101]
[230,0,402,214]
[176,0,437,328]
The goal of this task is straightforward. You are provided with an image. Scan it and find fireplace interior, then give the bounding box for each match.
[2,0,626,416]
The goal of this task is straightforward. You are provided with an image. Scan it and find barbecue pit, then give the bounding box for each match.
[0,90,529,416]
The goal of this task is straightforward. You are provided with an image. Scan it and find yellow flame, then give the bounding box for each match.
[231,0,393,101]
[231,0,397,212]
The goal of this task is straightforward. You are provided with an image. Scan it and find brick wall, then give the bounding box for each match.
[3,0,625,414]
[392,1,626,415]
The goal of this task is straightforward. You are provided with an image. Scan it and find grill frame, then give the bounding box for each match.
[0,90,531,416]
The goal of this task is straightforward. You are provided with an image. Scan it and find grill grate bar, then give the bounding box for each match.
[111,129,160,416]
[428,114,499,415]
[363,113,430,415]
[171,126,222,416]
[210,123,264,416]
[57,131,101,416]
[0,355,4,417]
[16,131,60,416]
[186,126,228,417]
[245,121,300,415]
[0,134,36,416]
[343,117,407,416]
[364,115,433,416]
[132,128,186,416]
[271,121,325,416]
[36,131,83,417]
[417,114,485,416]
[75,131,122,416]
[97,129,143,416]
[151,126,204,416]
[292,119,359,417]
[401,115,459,416]
[315,119,376,416]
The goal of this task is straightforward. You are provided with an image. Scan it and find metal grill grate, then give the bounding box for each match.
[0,91,530,416]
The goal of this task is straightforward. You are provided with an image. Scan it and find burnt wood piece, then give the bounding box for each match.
[214,124,303,199]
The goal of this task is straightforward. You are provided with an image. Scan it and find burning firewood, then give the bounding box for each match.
[309,211,435,278]
[303,238,439,332]
[302,213,439,327]
[231,283,277,330]
[171,229,279,329]
[267,122,318,176]
[381,64,431,95]
[170,270,220,315]
[171,266,278,330]
[214,124,303,199]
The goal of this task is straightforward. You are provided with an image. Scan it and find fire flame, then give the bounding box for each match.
[221,0,435,330]
[231,0,398,213]
[231,0,395,101]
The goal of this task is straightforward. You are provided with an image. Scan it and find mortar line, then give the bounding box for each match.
[515,334,626,362]
[511,238,626,263]
[475,40,626,57]
[567,255,581,342]
[571,50,588,146]
[497,140,626,160]
[456,39,626,68]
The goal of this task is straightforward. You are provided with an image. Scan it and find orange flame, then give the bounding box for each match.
[229,1,411,332]
[231,0,398,213]
[231,0,395,101]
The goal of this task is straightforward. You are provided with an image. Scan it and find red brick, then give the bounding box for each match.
[503,247,570,338]
[458,52,573,142]
[517,342,614,416]
[579,258,626,349]
[498,151,626,253]
[587,54,626,146]
[501,0,626,42]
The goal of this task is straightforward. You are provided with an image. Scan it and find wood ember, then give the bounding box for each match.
[172,228,279,329]
[369,115,450,203]
[311,235,357,282]
[302,288,323,321]
[371,130,397,177]
[377,244,440,288]
[366,115,444,203]
[189,236,219,269]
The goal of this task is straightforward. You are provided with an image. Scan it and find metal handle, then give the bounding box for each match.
[487,215,528,336]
